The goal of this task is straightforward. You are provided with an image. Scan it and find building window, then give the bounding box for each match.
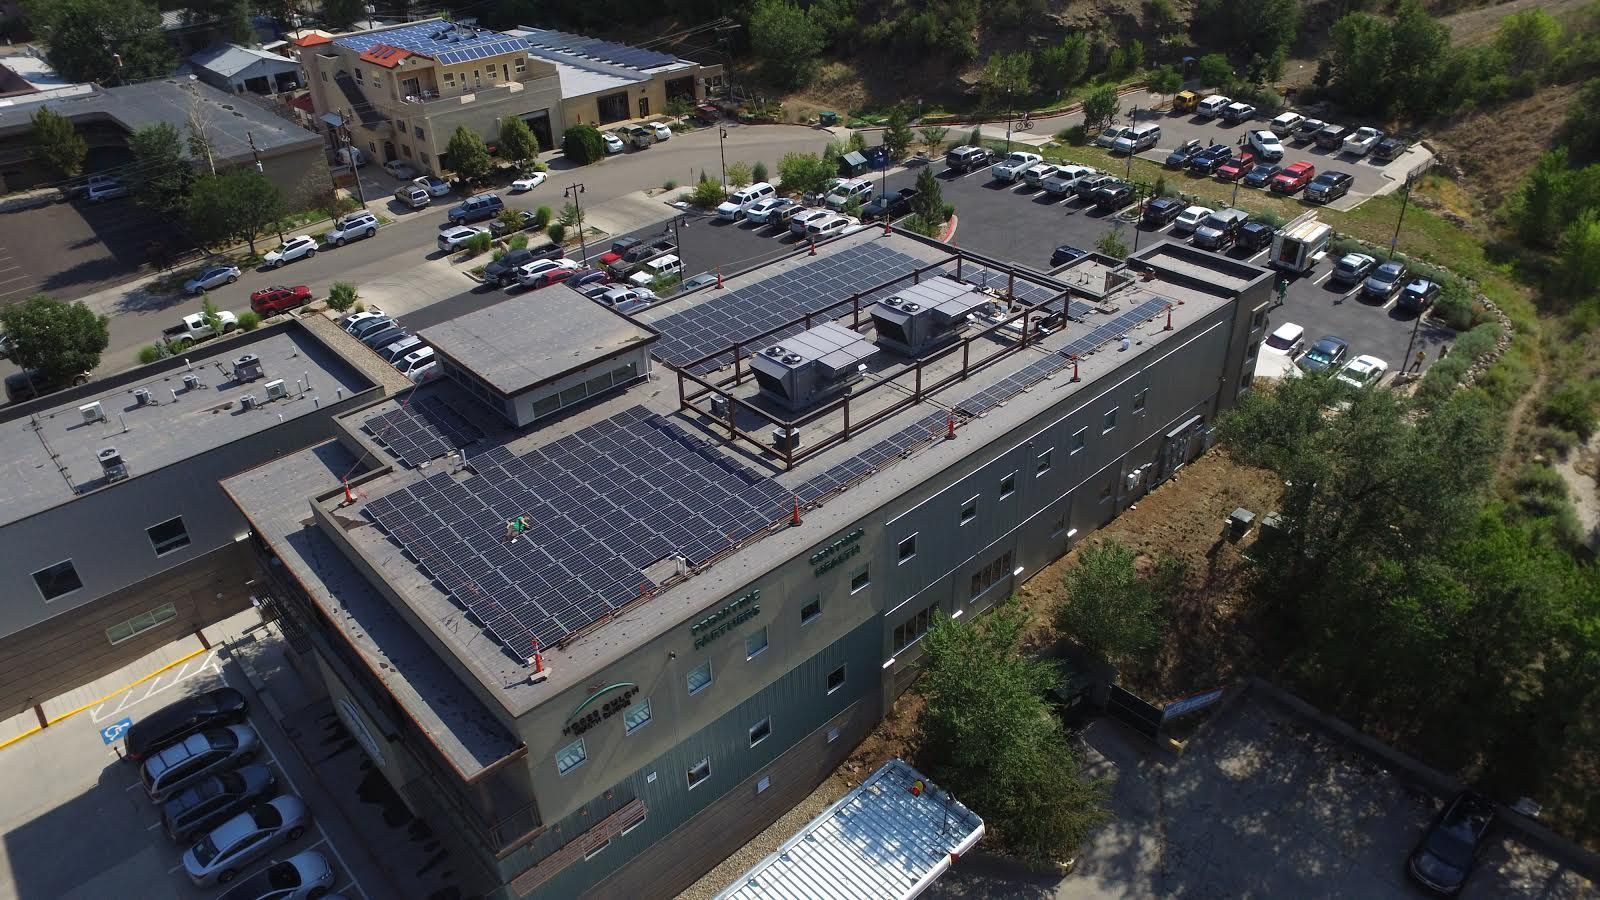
[1134,388,1149,413]
[32,559,82,601]
[515,57,527,73]
[105,602,177,645]
[146,516,190,556]
[372,73,382,88]
[999,471,1017,499]
[415,127,425,141]
[892,603,937,653]
[756,775,771,794]
[1036,448,1052,475]
[827,726,840,743]
[394,118,406,132]
[1103,407,1118,433]
[687,661,713,695]
[620,810,647,836]
[687,757,711,790]
[367,141,376,153]
[827,665,846,694]
[1252,308,1267,328]
[624,698,652,734]
[401,144,412,158]
[749,717,772,747]
[850,567,870,593]
[443,72,455,87]
[556,739,587,775]
[960,496,977,525]
[800,597,821,625]
[970,549,1015,600]
[584,838,610,860]
[897,534,917,564]
[320,71,327,82]
[745,626,768,660]
[354,69,363,84]
[1072,427,1087,454]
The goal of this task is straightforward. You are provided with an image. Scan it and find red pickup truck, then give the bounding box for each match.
[1215,151,1256,182]
[250,285,312,315]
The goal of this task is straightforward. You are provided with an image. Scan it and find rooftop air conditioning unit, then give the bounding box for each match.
[182,373,200,391]
[133,388,152,406]
[750,321,878,412]
[264,379,287,402]
[233,354,264,382]
[708,394,729,419]
[241,394,258,411]
[79,401,105,424]
[771,427,800,451]
[870,276,991,357]
[98,447,128,482]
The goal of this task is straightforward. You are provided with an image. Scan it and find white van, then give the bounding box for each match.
[630,254,683,286]
[1113,123,1162,155]
[395,346,435,377]
[716,182,777,220]
[1196,95,1231,119]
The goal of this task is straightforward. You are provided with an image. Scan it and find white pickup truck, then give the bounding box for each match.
[162,310,238,348]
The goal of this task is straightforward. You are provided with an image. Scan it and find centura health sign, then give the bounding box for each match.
[810,528,864,577]
[691,589,760,649]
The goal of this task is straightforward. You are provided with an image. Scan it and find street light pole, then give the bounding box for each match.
[1005,88,1013,154]
[719,127,729,190]
[1389,173,1415,260]
[668,213,689,284]
[565,183,588,263]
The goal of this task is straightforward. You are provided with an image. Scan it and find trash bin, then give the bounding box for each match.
[819,111,839,127]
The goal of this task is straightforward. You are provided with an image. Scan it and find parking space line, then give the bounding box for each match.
[125,780,144,792]
[147,821,163,831]
[167,862,186,875]
[247,705,367,900]
[1312,270,1333,286]
[86,648,216,724]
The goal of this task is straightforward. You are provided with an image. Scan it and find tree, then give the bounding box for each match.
[882,109,914,162]
[561,124,606,165]
[31,107,86,179]
[200,297,222,333]
[918,608,1110,860]
[1194,0,1298,66]
[0,295,109,383]
[1033,43,1073,97]
[1057,540,1180,661]
[1557,210,1600,297]
[1146,64,1183,96]
[665,97,692,125]
[186,172,284,255]
[979,51,1033,109]
[128,123,193,217]
[919,125,949,154]
[726,161,753,187]
[1081,84,1120,132]
[23,0,173,85]
[498,117,541,172]
[322,0,366,29]
[1562,80,1600,166]
[1106,47,1127,80]
[847,130,868,153]
[1386,0,1450,120]
[1196,52,1234,88]
[752,160,769,184]
[749,0,825,89]
[326,282,358,313]
[910,165,946,222]
[777,151,834,196]
[218,0,253,44]
[1094,222,1129,258]
[445,126,493,184]
[1506,149,1573,249]
[1060,34,1091,89]
[1127,39,1146,73]
[1496,9,1561,77]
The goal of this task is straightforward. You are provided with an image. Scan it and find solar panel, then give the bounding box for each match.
[365,398,485,468]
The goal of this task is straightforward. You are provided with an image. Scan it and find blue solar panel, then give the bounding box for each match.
[335,21,528,62]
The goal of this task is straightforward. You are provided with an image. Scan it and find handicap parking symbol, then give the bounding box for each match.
[100,717,133,745]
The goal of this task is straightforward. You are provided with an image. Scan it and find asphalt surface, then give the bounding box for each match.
[0,197,184,304]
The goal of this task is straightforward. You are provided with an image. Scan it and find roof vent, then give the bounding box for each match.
[133,388,152,406]
[263,379,287,401]
[764,346,786,358]
[233,354,263,382]
[882,296,903,307]
[902,303,921,313]
[182,373,200,391]
[98,447,128,482]
[241,394,258,411]
[782,353,804,365]
[79,401,105,424]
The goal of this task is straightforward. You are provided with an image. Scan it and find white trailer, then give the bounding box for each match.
[1270,212,1333,275]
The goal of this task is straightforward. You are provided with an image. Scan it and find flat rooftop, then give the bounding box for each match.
[513,26,694,75]
[418,285,656,397]
[0,325,371,528]
[236,233,1255,720]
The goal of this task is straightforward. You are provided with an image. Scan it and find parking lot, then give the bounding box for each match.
[0,196,185,305]
[0,650,367,900]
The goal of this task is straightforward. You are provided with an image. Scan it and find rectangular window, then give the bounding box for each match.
[850,567,870,593]
[1072,427,1087,454]
[892,603,937,653]
[401,144,412,158]
[443,72,455,86]
[1134,388,1149,413]
[584,838,610,860]
[970,549,1016,600]
[515,57,527,73]
[620,811,647,836]
[897,534,917,563]
[556,739,587,775]
[756,775,771,794]
[827,665,846,694]
[1103,407,1118,433]
[105,602,177,645]
[687,661,712,695]
[32,559,82,601]
[1036,448,1052,475]
[999,471,1017,499]
[959,496,977,525]
[1252,308,1267,328]
[745,627,768,660]
[749,717,772,747]
[372,73,382,88]
[146,516,190,556]
[420,151,430,163]
[395,118,406,132]
[800,597,821,625]
[624,698,652,734]
[354,69,363,84]
[687,757,711,789]
[415,127,426,141]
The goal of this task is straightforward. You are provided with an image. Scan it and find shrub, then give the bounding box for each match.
[1542,383,1598,439]
[1433,283,1478,331]
[508,233,529,251]
[1329,237,1366,258]
[238,311,261,331]
[1058,124,1088,145]
[547,222,566,242]
[1452,322,1498,360]
[662,178,678,190]
[138,343,171,365]
[726,161,753,187]
[690,179,727,208]
[561,124,606,165]
[327,281,358,313]
[533,206,552,229]
[464,231,493,256]
[1249,209,1287,228]
[752,161,769,183]
[1531,425,1579,456]
[352,301,365,313]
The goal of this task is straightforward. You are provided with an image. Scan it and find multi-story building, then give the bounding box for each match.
[224,232,1273,899]
[298,19,717,177]
[0,321,379,716]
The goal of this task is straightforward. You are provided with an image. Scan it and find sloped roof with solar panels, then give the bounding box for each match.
[516,27,690,73]
[332,19,530,67]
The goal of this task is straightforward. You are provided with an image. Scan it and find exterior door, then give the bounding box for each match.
[638,96,650,118]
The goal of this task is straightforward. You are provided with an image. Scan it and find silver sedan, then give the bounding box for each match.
[182,794,311,886]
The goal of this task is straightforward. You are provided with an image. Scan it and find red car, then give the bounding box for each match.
[526,267,577,289]
[693,103,721,125]
[250,284,311,315]
[1270,161,1316,194]
[1215,151,1256,182]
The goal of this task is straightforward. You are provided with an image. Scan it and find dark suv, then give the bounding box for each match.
[1396,278,1440,312]
[123,687,248,764]
[447,193,505,224]
[483,243,565,286]
[1142,197,1183,228]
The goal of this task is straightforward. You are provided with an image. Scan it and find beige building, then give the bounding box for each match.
[299,19,719,178]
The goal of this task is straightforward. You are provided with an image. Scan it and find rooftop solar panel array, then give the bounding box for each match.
[795,410,951,504]
[521,28,679,70]
[364,407,791,654]
[365,396,486,468]
[336,22,527,61]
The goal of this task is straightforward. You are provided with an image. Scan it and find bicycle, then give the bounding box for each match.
[1016,117,1035,131]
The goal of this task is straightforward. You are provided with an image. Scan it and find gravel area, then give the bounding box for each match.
[677,774,857,899]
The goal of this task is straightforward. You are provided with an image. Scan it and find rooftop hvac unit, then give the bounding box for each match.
[771,427,801,451]
[233,354,264,382]
[749,321,878,412]
[708,394,730,419]
[182,373,200,391]
[133,388,152,405]
[241,394,258,411]
[263,379,287,402]
[79,401,105,424]
[97,447,128,482]
[869,276,991,357]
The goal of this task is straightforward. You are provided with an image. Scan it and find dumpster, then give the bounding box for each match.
[819,110,839,126]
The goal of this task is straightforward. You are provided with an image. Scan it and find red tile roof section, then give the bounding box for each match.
[358,44,414,68]
[290,33,332,47]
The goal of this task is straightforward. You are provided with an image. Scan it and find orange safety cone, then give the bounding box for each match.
[809,239,817,256]
[715,266,723,289]
[945,410,957,440]
[882,218,891,235]
[790,495,803,526]
[1165,305,1173,331]
[1071,357,1080,382]
[343,480,355,504]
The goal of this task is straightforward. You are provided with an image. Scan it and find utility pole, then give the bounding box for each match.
[718,127,728,190]
[565,183,588,263]
[1004,87,1013,154]
[1389,172,1415,260]
[341,111,366,208]
[1124,106,1137,184]
[668,213,689,286]
[248,132,285,243]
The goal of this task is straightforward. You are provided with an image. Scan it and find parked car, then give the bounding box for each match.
[248,285,311,316]
[1216,152,1257,182]
[1195,95,1231,118]
[523,266,578,290]
[565,267,609,290]
[1073,173,1117,202]
[1142,197,1185,228]
[162,310,238,348]
[1093,126,1133,149]
[717,182,778,220]
[1238,221,1275,253]
[1173,205,1214,235]
[447,193,505,224]
[990,151,1043,182]
[1331,253,1377,285]
[648,121,673,141]
[1396,278,1441,312]
[862,187,920,221]
[394,346,435,378]
[594,285,657,314]
[86,179,128,202]
[141,724,260,802]
[806,214,859,239]
[1373,135,1409,162]
[182,794,311,886]
[825,178,874,210]
[1248,130,1284,161]
[263,235,316,268]
[1220,102,1257,125]
[1298,335,1350,374]
[693,103,721,125]
[1270,111,1307,137]
[1270,161,1316,194]
[162,764,278,843]
[348,316,396,341]
[1336,354,1389,389]
[1051,244,1088,267]
[382,159,417,180]
[516,258,582,288]
[789,207,834,236]
[359,325,407,350]
[601,132,625,154]
[1263,322,1306,358]
[944,145,994,172]
[437,225,487,252]
[0,331,12,359]
[1112,123,1162,154]
[607,238,676,276]
[484,245,564,286]
[326,211,379,247]
[213,850,334,900]
[1042,165,1098,197]
[1407,791,1497,895]
[629,254,683,287]
[1193,208,1250,251]
[334,146,365,168]
[184,265,241,295]
[744,196,795,225]
[341,309,387,334]
[1363,260,1408,301]
[679,271,719,293]
[1314,123,1350,150]
[1172,90,1200,113]
[393,184,431,209]
[1187,144,1233,175]
[1091,181,1134,209]
[1165,139,1204,168]
[378,335,425,364]
[1021,162,1061,188]
[405,362,441,384]
[124,687,248,764]
[413,175,452,197]
[1304,171,1353,203]
[1241,163,1282,189]
[510,172,547,192]
[598,237,641,268]
[1342,126,1383,157]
